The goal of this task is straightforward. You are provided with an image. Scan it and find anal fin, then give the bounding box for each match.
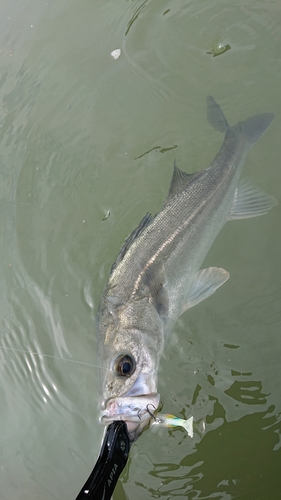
[183,267,229,312]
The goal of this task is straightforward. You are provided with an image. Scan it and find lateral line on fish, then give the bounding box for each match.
[131,198,206,298]
[0,345,100,368]
[97,96,276,443]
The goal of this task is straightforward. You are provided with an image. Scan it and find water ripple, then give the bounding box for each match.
[123,0,280,110]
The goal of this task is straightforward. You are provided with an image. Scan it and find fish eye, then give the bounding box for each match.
[113,354,136,377]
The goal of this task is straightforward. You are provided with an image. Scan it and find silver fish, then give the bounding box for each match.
[97,96,277,441]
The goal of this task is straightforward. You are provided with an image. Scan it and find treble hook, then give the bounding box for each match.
[145,404,157,421]
[137,404,157,421]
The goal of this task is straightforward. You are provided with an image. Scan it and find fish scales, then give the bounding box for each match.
[97,96,277,441]
[102,130,246,325]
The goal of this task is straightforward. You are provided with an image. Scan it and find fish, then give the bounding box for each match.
[150,413,194,438]
[97,96,277,442]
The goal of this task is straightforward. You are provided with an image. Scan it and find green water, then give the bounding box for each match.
[0,0,280,499]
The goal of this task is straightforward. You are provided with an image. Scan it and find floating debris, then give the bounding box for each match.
[102,211,111,221]
[207,43,231,57]
[111,48,121,60]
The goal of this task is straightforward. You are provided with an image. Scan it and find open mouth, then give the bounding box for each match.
[100,393,160,440]
[101,394,160,421]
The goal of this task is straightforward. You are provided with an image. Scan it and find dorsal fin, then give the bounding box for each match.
[110,213,153,273]
[206,95,229,133]
[166,161,196,201]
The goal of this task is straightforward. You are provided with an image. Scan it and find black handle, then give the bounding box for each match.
[75,421,131,500]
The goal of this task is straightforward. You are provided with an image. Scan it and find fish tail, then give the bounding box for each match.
[207,95,275,148]
[207,95,229,132]
[232,112,275,148]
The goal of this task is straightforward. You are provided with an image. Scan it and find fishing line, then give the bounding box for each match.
[0,345,101,368]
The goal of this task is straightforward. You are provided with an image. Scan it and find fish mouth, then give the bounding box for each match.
[100,393,160,441]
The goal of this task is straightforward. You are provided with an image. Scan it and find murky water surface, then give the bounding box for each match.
[0,1,280,499]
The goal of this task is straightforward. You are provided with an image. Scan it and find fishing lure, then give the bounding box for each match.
[150,413,194,438]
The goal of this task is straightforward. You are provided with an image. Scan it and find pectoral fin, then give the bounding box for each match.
[229,179,278,220]
[183,267,229,312]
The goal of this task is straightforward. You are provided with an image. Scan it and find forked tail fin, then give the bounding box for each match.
[207,95,275,148]
[232,112,275,148]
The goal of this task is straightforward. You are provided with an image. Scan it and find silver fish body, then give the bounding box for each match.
[97,96,277,441]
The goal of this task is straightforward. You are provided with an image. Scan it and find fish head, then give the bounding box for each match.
[99,326,161,442]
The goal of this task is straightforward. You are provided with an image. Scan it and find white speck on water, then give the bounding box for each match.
[111,48,121,60]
